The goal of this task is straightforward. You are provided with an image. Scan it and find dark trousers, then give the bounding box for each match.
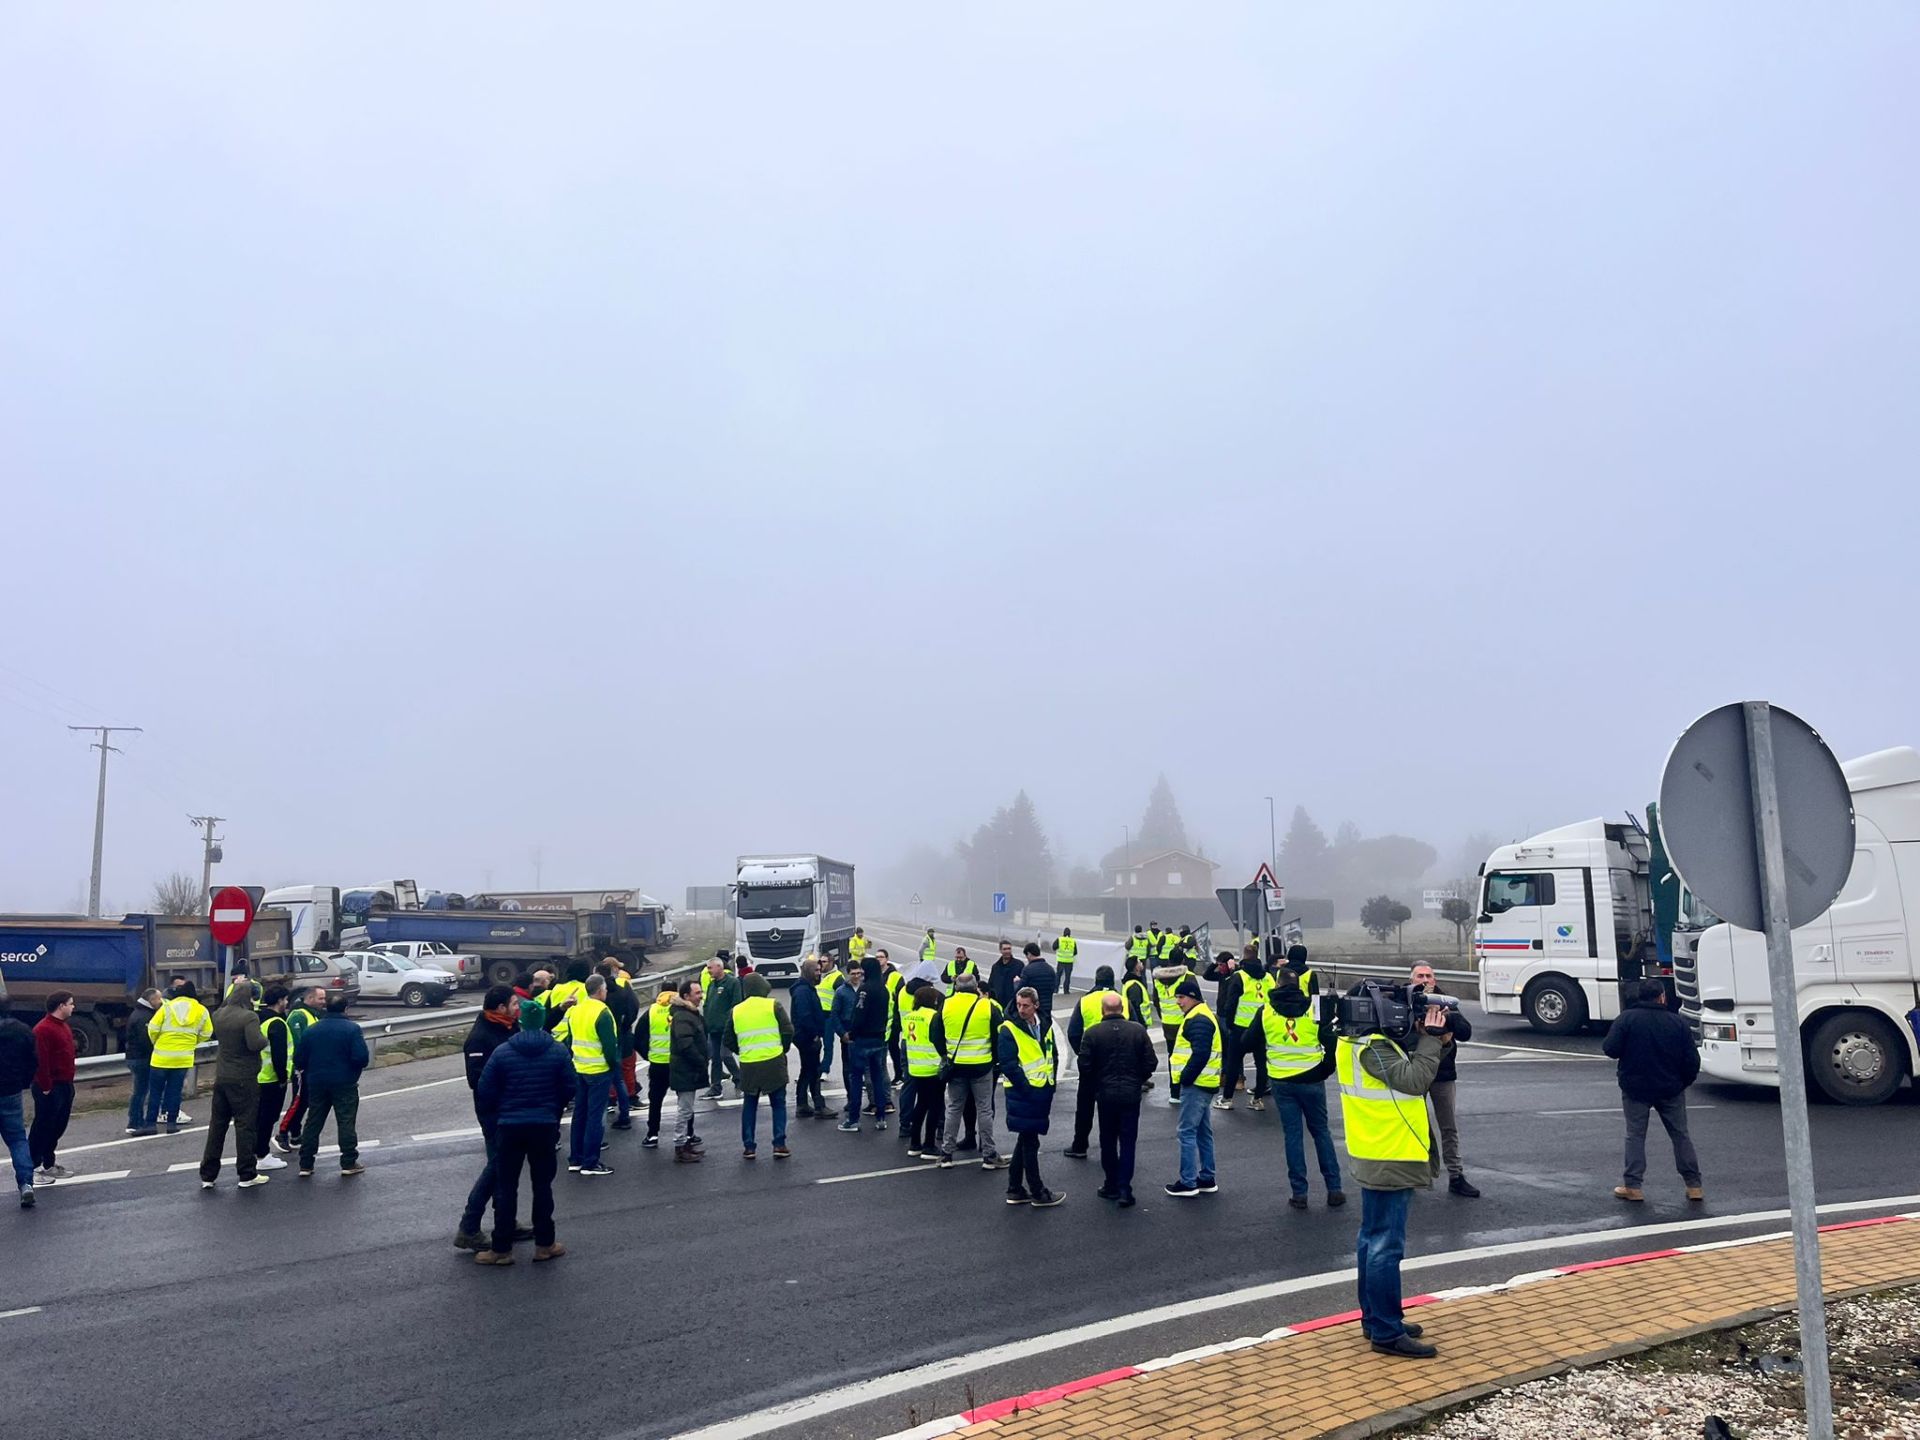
[490,1122,559,1252]
[645,1062,672,1138]
[708,1035,742,1091]
[28,1083,74,1170]
[1069,1074,1098,1152]
[254,1081,287,1159]
[1096,1095,1140,1196]
[1219,1029,1245,1099]
[1057,963,1074,995]
[278,1072,308,1138]
[844,1040,889,1124]
[888,1035,906,1084]
[298,1081,360,1170]
[570,1072,611,1167]
[910,1076,943,1150]
[126,1057,154,1130]
[1162,1026,1181,1095]
[199,1077,260,1182]
[1009,1131,1044,1196]
[795,1034,826,1110]
[1623,1092,1703,1187]
[461,1126,498,1235]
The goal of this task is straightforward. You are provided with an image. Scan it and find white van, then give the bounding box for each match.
[1476,819,1654,1033]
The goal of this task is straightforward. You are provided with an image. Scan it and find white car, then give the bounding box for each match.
[335,950,454,1008]
[365,940,481,988]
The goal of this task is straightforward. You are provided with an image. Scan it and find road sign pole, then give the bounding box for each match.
[1744,700,1835,1440]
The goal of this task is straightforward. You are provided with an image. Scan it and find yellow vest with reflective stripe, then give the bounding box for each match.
[940,994,993,1065]
[1260,1006,1324,1080]
[1121,977,1149,1024]
[1234,974,1274,1028]
[1128,935,1149,959]
[1055,935,1077,963]
[1171,1003,1223,1089]
[1152,977,1184,1026]
[920,938,938,966]
[884,969,904,1026]
[813,967,839,1016]
[849,935,870,965]
[1076,989,1112,1031]
[548,979,587,1013]
[942,957,978,986]
[903,1007,940,1077]
[1337,1037,1431,1162]
[999,1019,1055,1089]
[563,996,612,1074]
[731,995,782,1064]
[149,997,211,1069]
[257,1013,291,1083]
[646,1001,674,1063]
[1157,933,1179,960]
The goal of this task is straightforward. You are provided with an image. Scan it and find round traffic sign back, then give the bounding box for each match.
[209,885,257,946]
[1658,702,1854,933]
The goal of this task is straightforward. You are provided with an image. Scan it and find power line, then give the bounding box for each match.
[68,725,143,918]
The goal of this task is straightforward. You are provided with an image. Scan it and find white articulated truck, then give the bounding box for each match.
[1680,746,1920,1106]
[733,854,856,982]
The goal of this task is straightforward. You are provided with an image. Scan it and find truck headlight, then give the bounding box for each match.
[1701,1021,1738,1042]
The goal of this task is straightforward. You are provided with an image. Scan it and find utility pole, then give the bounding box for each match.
[1123,825,1132,935]
[189,814,226,913]
[1265,796,1277,874]
[69,725,142,918]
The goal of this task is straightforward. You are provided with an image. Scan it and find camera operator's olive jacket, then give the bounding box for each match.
[1349,1031,1446,1191]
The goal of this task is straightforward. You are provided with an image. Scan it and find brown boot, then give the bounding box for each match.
[474,1249,515,1266]
[674,1146,702,1163]
[1686,1185,1705,1202]
[1613,1185,1645,1202]
[533,1243,567,1262]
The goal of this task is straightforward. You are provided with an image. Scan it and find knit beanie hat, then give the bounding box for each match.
[519,999,547,1031]
[1174,978,1203,1002]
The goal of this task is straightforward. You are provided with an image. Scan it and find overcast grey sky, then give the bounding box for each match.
[4,4,1916,912]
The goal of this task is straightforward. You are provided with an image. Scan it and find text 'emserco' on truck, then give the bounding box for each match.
[1475,806,1721,1037]
[733,854,856,982]
[1678,746,1920,1107]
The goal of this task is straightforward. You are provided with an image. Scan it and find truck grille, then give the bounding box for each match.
[1672,954,1701,1036]
[747,930,804,961]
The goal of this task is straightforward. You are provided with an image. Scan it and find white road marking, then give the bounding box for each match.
[0,1307,42,1320]
[1463,1041,1609,1060]
[813,1163,943,1186]
[47,1169,131,1186]
[313,1141,381,1156]
[62,1127,210,1155]
[166,1162,200,1173]
[656,1190,1920,1440]
[363,1076,466,1099]
[411,1126,483,1143]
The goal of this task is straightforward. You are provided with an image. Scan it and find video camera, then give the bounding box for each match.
[1335,979,1462,1041]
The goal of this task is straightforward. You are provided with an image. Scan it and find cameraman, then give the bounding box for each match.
[1337,985,1451,1358]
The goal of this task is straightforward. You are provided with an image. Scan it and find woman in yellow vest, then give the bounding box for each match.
[724,974,794,1160]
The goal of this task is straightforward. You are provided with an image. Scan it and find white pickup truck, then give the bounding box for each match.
[363,940,481,989]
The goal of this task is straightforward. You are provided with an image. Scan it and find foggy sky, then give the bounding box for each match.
[5,4,1918,913]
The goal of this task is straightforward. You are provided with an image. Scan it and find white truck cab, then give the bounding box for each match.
[1682,746,1920,1106]
[1477,819,1653,1034]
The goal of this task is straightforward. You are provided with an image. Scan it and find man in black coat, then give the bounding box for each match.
[456,986,532,1251]
[1017,942,1057,1023]
[1601,979,1704,1203]
[1410,963,1479,1198]
[1078,992,1157,1208]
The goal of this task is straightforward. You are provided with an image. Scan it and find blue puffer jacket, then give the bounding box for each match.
[476,1029,576,1127]
[789,979,825,1040]
[996,1018,1057,1136]
[298,1014,370,1090]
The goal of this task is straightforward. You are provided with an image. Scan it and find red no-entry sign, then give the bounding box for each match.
[209,886,256,946]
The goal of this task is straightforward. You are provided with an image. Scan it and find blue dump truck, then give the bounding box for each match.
[0,911,294,1057]
[351,904,660,988]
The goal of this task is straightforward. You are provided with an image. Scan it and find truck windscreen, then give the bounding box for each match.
[736,884,814,920]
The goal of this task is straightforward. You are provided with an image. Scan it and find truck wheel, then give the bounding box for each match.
[400,984,427,1009]
[1523,977,1588,1035]
[487,960,518,988]
[69,1013,111,1058]
[1807,1011,1907,1106]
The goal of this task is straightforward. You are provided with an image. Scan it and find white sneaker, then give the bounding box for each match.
[175,1112,194,1124]
[1211,1097,1232,1111]
[237,1174,270,1189]
[257,1154,288,1171]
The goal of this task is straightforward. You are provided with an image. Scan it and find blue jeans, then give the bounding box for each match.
[1356,1186,1413,1342]
[127,1057,155,1129]
[844,1041,889,1125]
[570,1073,612,1167]
[1273,1080,1343,1197]
[148,1067,187,1126]
[460,1127,498,1235]
[741,1089,787,1151]
[1177,1085,1216,1186]
[0,1091,32,1189]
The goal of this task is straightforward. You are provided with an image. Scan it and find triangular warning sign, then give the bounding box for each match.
[1250,862,1279,889]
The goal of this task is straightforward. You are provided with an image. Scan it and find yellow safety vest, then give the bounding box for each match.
[1056,935,1077,964]
[942,957,978,986]
[884,969,904,1026]
[731,995,782,1064]
[920,938,938,966]
[1076,989,1112,1032]
[902,1007,941,1077]
[1152,977,1184,1025]
[1121,977,1150,1024]
[1234,974,1274,1028]
[849,935,869,962]
[1157,933,1179,960]
[1170,1003,1223,1089]
[1261,1006,1324,1081]
[1336,1037,1431,1162]
[548,979,587,1012]
[646,1001,674,1064]
[813,967,839,1015]
[1128,934,1150,960]
[149,997,211,1070]
[563,996,612,1074]
[998,1019,1055,1089]
[940,994,993,1065]
[257,1013,291,1084]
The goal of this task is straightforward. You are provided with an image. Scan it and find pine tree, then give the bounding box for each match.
[1137,774,1190,853]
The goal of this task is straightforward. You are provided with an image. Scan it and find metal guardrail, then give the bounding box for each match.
[74,1005,483,1084]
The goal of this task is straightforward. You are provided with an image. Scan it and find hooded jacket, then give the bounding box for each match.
[476,1025,575,1127]
[1261,983,1336,1086]
[126,998,158,1063]
[1601,994,1700,1103]
[211,991,267,1084]
[847,974,890,1042]
[668,1000,711,1091]
[1018,956,1058,1018]
[788,974,826,1039]
[723,975,793,1095]
[701,970,741,1033]
[0,1013,38,1096]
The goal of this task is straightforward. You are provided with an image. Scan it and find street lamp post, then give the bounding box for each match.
[1265,796,1277,874]
[1123,825,1132,934]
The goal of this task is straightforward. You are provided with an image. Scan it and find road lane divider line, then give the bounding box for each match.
[166,1162,199,1173]
[62,1127,210,1156]
[0,1307,42,1320]
[362,1076,467,1099]
[659,1191,1920,1440]
[814,1163,944,1186]
[47,1169,131,1186]
[411,1126,483,1142]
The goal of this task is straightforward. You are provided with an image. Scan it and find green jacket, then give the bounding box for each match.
[701,973,741,1033]
[1347,1031,1445,1192]
[722,975,794,1096]
[211,994,267,1084]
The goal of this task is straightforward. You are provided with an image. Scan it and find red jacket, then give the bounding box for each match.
[33,1014,76,1090]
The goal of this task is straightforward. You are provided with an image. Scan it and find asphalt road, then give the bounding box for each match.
[5,935,1917,1440]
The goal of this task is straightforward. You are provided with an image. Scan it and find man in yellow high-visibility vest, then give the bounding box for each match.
[1261,969,1343,1211]
[1053,929,1079,994]
[1339,988,1449,1358]
[561,975,622,1177]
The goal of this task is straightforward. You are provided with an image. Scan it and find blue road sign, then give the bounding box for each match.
[992,892,1008,914]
